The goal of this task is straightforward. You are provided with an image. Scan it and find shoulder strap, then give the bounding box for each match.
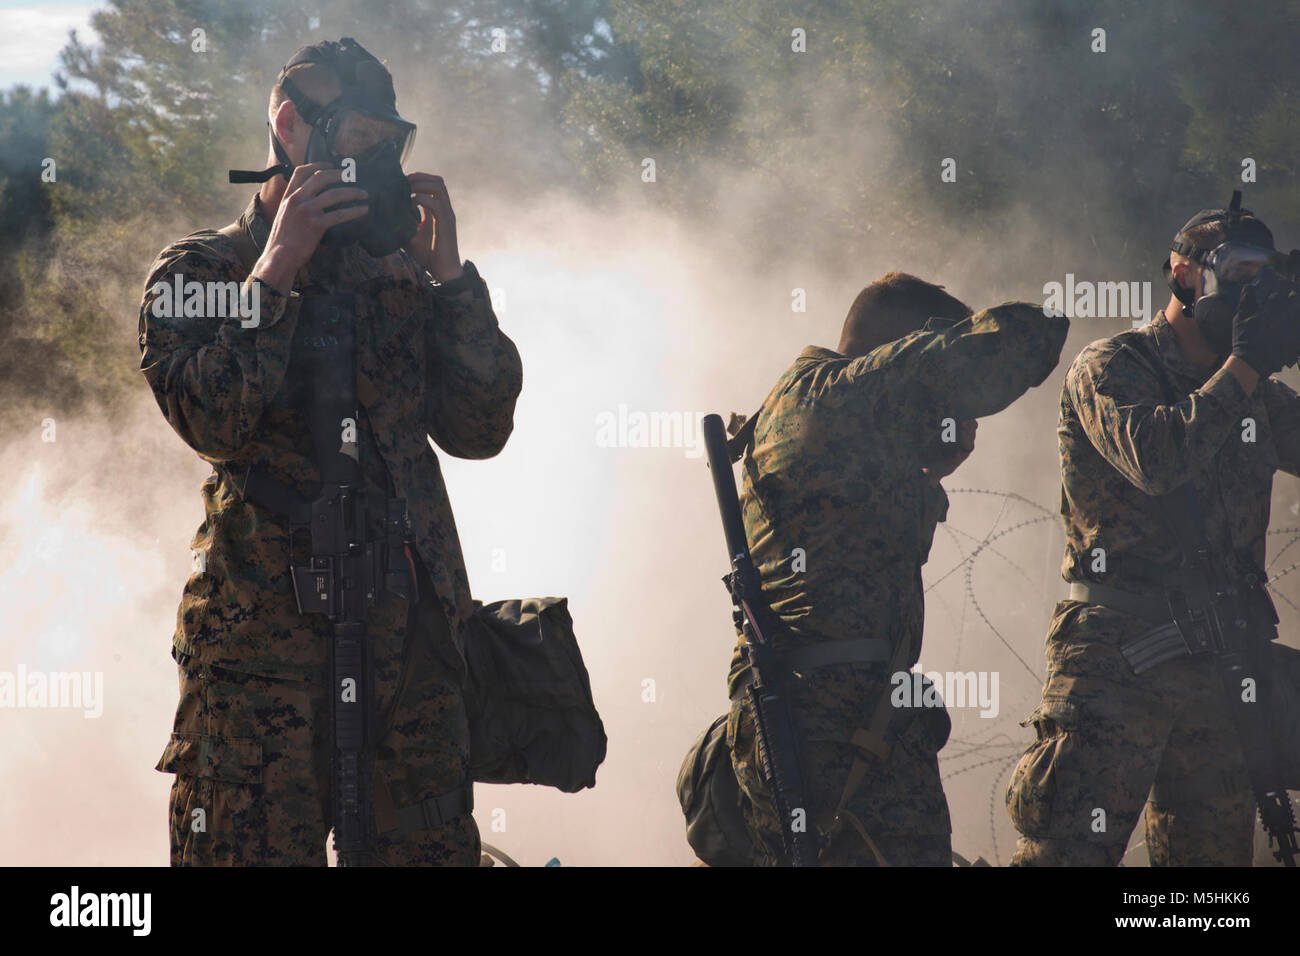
[217,220,260,275]
[724,410,760,463]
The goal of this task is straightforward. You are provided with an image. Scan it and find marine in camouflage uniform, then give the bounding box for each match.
[728,274,1068,865]
[1007,206,1300,866]
[142,41,521,865]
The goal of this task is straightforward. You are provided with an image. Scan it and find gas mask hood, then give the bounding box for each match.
[229,37,420,259]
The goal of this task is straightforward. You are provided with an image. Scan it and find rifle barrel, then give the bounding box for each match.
[703,414,750,562]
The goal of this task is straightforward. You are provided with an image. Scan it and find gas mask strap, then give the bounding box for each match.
[228,76,328,184]
[277,75,324,125]
[228,128,293,183]
[1165,239,1210,310]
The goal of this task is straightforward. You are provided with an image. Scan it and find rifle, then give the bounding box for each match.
[284,295,414,867]
[702,413,819,866]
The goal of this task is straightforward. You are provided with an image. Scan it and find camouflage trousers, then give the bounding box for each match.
[155,594,479,866]
[729,664,953,866]
[1007,601,1255,866]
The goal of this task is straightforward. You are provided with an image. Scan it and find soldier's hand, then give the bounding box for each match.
[404,172,463,282]
[923,419,977,483]
[252,164,369,293]
[1231,267,1300,377]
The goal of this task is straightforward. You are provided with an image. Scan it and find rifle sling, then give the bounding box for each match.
[239,463,314,525]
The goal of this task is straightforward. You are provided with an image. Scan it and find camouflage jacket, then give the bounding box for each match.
[1060,311,1300,597]
[139,196,522,681]
[728,304,1069,695]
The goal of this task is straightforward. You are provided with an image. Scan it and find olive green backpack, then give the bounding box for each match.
[463,597,607,793]
[676,713,761,866]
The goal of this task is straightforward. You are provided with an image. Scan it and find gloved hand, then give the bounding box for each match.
[1231,266,1300,377]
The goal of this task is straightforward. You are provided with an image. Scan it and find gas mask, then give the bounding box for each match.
[230,37,421,259]
[1163,190,1286,357]
[298,102,420,257]
[1193,240,1290,355]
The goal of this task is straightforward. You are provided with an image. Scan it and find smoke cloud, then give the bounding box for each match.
[3,5,1299,867]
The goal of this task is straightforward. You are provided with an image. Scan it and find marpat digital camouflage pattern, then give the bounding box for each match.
[157,574,478,865]
[727,303,1069,865]
[141,196,521,864]
[1008,311,1300,865]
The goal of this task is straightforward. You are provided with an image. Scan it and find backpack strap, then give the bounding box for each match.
[821,627,917,865]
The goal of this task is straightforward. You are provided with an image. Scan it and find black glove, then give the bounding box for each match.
[1231,267,1300,377]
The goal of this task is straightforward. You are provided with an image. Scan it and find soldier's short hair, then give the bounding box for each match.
[268,61,343,117]
[1180,220,1229,251]
[838,271,972,357]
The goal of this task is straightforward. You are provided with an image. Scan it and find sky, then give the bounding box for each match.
[0,1,100,91]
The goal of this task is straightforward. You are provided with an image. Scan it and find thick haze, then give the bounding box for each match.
[3,8,1299,866]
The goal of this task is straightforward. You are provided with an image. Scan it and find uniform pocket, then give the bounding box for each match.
[1005,692,1078,838]
[894,702,952,760]
[890,674,952,759]
[155,732,263,783]
[155,732,265,865]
